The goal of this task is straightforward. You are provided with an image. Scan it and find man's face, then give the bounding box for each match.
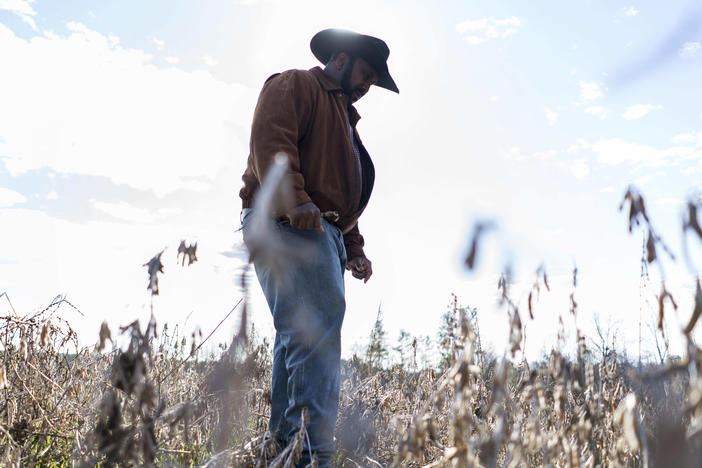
[341,56,378,103]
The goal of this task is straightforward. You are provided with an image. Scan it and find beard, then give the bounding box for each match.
[341,54,360,101]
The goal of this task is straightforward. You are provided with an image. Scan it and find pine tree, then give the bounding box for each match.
[366,305,388,369]
[419,334,435,370]
[438,295,459,372]
[393,329,415,369]
[438,295,482,372]
[467,305,484,370]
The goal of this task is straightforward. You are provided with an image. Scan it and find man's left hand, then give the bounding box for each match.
[347,256,372,283]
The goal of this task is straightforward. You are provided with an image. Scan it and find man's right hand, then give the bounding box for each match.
[286,202,324,232]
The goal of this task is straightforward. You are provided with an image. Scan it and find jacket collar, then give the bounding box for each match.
[310,66,341,91]
[310,67,362,127]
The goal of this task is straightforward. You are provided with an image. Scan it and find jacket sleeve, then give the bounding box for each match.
[249,71,314,216]
[343,222,366,261]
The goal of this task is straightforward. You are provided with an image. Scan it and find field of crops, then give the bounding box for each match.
[1,188,701,467]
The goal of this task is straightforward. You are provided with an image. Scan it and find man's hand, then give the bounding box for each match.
[286,202,324,232]
[347,256,372,283]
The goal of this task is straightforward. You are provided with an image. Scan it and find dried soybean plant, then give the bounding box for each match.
[388,186,702,468]
[5,175,702,468]
[0,295,92,466]
[0,233,270,467]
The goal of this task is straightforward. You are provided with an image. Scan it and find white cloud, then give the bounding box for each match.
[579,81,604,102]
[202,55,218,66]
[567,139,587,153]
[0,187,27,207]
[0,0,37,30]
[673,133,696,145]
[541,227,564,237]
[152,37,165,51]
[634,173,653,185]
[164,56,180,64]
[562,136,702,170]
[533,149,557,160]
[504,146,525,160]
[570,159,589,178]
[544,107,558,126]
[46,190,57,200]
[680,42,701,58]
[93,201,153,223]
[623,6,639,17]
[584,106,609,119]
[656,197,684,206]
[682,165,702,176]
[622,104,662,120]
[590,138,698,166]
[0,0,33,15]
[0,22,257,196]
[155,207,184,217]
[455,16,520,45]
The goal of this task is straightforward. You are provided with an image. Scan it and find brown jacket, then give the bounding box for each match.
[240,67,375,260]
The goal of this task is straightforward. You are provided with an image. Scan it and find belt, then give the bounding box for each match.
[276,210,340,225]
[241,208,340,225]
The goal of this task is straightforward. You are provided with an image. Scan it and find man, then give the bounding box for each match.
[239,29,398,466]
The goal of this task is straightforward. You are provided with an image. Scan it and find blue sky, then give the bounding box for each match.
[1,0,701,361]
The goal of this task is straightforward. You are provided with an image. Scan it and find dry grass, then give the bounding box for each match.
[1,186,701,467]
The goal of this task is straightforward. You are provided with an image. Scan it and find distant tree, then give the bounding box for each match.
[437,298,459,372]
[366,305,388,369]
[649,321,669,365]
[438,296,482,372]
[467,305,484,369]
[591,312,618,362]
[418,334,435,370]
[393,329,417,370]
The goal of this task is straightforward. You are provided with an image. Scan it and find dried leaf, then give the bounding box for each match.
[143,250,165,295]
[615,393,641,452]
[19,340,27,361]
[619,186,649,233]
[543,269,550,292]
[686,201,702,240]
[683,280,702,336]
[268,408,309,468]
[657,291,665,331]
[657,285,677,333]
[464,222,494,270]
[148,313,158,339]
[0,366,7,390]
[509,309,522,357]
[177,240,198,267]
[98,321,112,352]
[570,293,578,315]
[646,230,657,263]
[527,291,534,320]
[497,274,507,303]
[40,322,49,347]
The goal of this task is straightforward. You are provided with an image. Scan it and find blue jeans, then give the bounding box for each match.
[242,209,347,467]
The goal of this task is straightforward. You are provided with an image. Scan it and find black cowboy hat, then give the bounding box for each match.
[310,28,399,94]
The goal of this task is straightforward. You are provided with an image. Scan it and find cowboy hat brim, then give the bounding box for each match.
[310,29,399,94]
